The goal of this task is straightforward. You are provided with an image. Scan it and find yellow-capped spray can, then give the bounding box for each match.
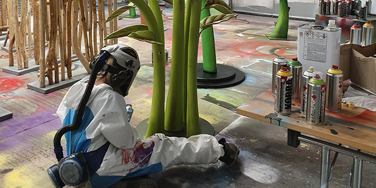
[362,21,374,46]
[326,65,343,112]
[274,66,293,115]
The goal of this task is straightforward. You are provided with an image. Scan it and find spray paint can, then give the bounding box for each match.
[306,73,326,125]
[301,67,315,113]
[346,0,352,16]
[165,50,169,65]
[366,0,372,13]
[126,104,133,122]
[333,0,338,15]
[350,23,362,45]
[319,0,324,14]
[322,0,327,14]
[288,57,302,102]
[272,57,288,96]
[274,66,293,115]
[326,65,343,112]
[338,1,344,17]
[362,21,374,46]
[325,0,331,15]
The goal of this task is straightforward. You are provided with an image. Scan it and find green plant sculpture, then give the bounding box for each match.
[106,0,237,138]
[266,0,289,39]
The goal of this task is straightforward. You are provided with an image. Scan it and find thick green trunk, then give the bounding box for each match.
[130,0,165,138]
[269,0,289,39]
[182,0,192,124]
[200,0,217,73]
[165,0,185,132]
[186,0,202,137]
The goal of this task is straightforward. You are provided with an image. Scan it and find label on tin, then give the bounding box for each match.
[284,78,292,110]
[309,85,325,123]
[274,76,292,114]
[303,31,327,63]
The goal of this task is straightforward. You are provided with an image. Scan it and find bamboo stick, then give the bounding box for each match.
[0,26,8,30]
[3,31,9,46]
[101,0,107,46]
[83,0,88,31]
[49,0,58,83]
[60,0,66,81]
[0,0,3,33]
[7,0,13,66]
[78,9,82,49]
[39,0,46,87]
[8,36,15,66]
[1,0,7,32]
[79,0,90,61]
[98,0,103,49]
[67,0,72,78]
[113,0,117,44]
[32,0,40,65]
[72,0,90,73]
[13,0,23,70]
[107,0,113,45]
[78,8,83,50]
[6,0,12,38]
[45,0,50,41]
[92,0,97,54]
[55,0,60,61]
[21,0,28,68]
[0,10,2,34]
[88,0,93,60]
[27,0,33,58]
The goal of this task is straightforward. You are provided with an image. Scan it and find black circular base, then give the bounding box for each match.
[197,63,246,88]
[135,118,214,138]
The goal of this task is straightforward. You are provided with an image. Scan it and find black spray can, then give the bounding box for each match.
[333,0,339,15]
[326,0,331,15]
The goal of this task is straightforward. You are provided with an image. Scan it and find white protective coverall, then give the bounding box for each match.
[56,77,225,188]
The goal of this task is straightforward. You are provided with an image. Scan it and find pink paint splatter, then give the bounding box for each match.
[47,93,56,97]
[146,88,153,95]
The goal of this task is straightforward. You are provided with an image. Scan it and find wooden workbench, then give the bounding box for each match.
[236,89,376,154]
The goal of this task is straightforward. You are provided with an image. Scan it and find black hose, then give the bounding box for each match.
[53,52,111,162]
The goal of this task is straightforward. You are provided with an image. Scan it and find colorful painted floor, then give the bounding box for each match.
[1,7,376,188]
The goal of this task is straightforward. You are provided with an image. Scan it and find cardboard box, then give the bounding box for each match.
[340,43,376,94]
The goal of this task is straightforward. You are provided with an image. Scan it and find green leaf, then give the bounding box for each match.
[207,4,233,14]
[200,14,237,31]
[106,5,135,23]
[204,0,231,12]
[162,0,173,5]
[104,25,149,39]
[128,30,163,45]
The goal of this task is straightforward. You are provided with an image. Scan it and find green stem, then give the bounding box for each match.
[200,0,217,73]
[182,0,191,124]
[186,0,202,137]
[148,0,164,42]
[165,0,185,132]
[130,0,165,138]
[269,0,289,39]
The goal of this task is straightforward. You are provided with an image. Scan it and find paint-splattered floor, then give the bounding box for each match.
[1,7,376,188]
